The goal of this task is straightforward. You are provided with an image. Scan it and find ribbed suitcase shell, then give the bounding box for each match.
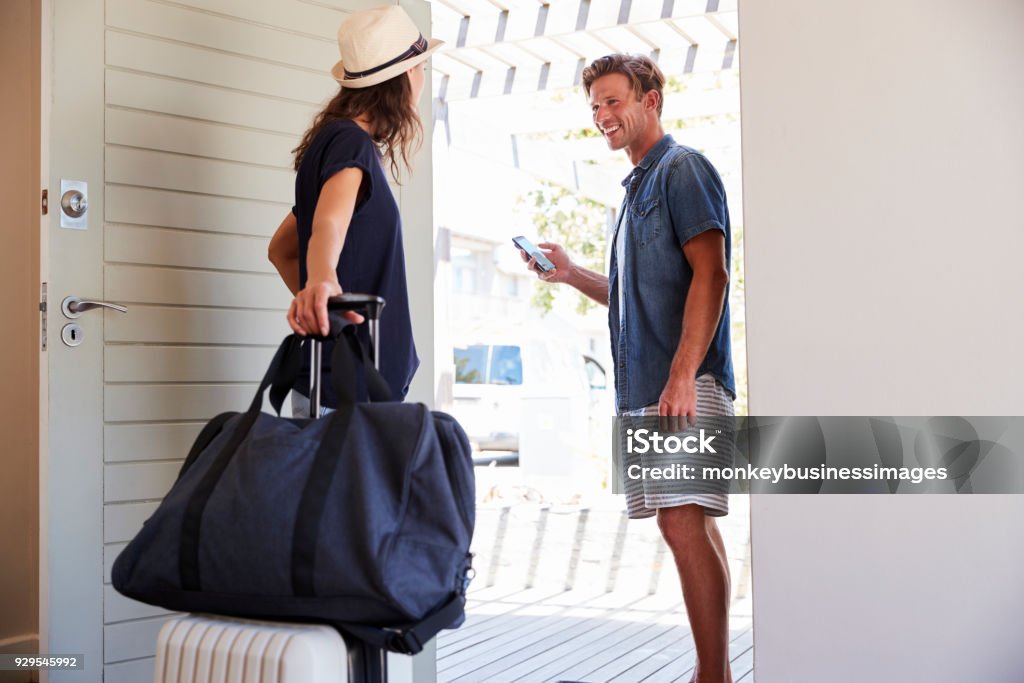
[154,615,347,683]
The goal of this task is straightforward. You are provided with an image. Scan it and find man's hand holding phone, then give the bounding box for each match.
[514,236,573,285]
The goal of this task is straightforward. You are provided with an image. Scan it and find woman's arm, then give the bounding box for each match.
[288,166,365,336]
[268,212,300,295]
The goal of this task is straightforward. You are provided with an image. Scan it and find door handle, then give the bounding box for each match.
[61,296,128,318]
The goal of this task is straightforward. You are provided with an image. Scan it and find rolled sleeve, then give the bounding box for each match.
[318,128,378,207]
[667,152,729,247]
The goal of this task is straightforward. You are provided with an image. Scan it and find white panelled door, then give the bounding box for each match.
[42,0,435,681]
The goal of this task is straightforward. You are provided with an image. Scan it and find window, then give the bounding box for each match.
[452,247,478,293]
[489,345,523,385]
[454,345,487,384]
[453,344,523,385]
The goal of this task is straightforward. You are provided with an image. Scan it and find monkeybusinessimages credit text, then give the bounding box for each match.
[623,427,949,484]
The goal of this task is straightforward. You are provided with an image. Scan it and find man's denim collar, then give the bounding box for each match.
[621,134,675,187]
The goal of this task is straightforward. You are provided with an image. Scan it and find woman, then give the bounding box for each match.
[267,6,442,415]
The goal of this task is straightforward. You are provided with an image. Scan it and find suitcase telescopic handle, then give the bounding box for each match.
[328,293,384,374]
[327,293,385,321]
[310,293,386,418]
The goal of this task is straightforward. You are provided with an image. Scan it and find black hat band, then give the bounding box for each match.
[343,34,428,80]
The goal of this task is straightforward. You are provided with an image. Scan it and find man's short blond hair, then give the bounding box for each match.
[581,54,666,116]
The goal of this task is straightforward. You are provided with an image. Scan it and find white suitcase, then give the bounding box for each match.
[153,614,347,683]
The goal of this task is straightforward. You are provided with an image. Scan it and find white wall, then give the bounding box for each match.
[740,1,1024,681]
[399,0,435,415]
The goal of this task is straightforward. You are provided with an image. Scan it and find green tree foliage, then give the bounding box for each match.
[519,181,611,315]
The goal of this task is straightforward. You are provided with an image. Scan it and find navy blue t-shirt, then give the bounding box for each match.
[292,118,419,405]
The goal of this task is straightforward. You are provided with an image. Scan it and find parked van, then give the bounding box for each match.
[452,336,610,460]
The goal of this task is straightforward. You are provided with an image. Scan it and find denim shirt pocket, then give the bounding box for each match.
[628,197,661,247]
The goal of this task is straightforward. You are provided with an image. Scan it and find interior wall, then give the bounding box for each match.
[394,1,438,679]
[0,0,41,659]
[399,0,435,413]
[740,0,1024,681]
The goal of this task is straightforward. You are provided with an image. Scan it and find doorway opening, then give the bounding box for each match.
[428,1,752,680]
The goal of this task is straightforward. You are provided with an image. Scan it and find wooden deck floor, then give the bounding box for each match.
[437,587,753,683]
[437,489,754,683]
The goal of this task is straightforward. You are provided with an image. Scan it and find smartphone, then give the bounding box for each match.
[512,235,556,273]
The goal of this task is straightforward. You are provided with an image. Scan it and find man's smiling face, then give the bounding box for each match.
[589,72,653,154]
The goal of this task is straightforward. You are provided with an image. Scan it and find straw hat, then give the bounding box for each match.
[331,6,444,88]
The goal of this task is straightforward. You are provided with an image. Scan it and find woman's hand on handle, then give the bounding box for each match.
[288,280,364,336]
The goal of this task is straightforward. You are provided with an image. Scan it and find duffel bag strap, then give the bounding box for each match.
[290,399,355,596]
[267,337,306,416]
[177,411,237,477]
[267,312,352,415]
[179,332,305,590]
[329,322,392,406]
[333,592,467,656]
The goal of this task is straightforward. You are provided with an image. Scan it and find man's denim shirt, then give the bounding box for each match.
[608,134,736,412]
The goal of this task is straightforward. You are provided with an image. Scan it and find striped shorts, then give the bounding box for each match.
[621,373,735,519]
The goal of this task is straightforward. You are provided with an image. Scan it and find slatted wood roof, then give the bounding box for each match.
[429,0,738,101]
[426,0,742,210]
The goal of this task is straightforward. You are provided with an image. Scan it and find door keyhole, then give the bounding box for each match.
[61,323,84,347]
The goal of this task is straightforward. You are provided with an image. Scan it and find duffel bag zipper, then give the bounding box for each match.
[460,561,476,595]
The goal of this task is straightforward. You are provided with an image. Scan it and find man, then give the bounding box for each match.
[522,54,736,683]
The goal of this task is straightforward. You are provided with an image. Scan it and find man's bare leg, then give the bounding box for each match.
[657,504,732,683]
[707,515,732,595]
[700,515,733,682]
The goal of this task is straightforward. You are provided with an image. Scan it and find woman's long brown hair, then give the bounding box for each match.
[292,74,422,179]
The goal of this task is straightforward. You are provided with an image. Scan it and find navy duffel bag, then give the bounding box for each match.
[112,320,475,654]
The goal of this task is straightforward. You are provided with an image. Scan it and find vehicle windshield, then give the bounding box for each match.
[489,345,523,385]
[454,345,488,384]
[454,345,523,385]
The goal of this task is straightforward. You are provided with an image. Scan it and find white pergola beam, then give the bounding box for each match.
[586,0,626,29]
[433,42,738,101]
[445,83,740,135]
[427,0,730,51]
[707,11,738,41]
[672,15,730,49]
[627,0,666,23]
[513,125,741,163]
